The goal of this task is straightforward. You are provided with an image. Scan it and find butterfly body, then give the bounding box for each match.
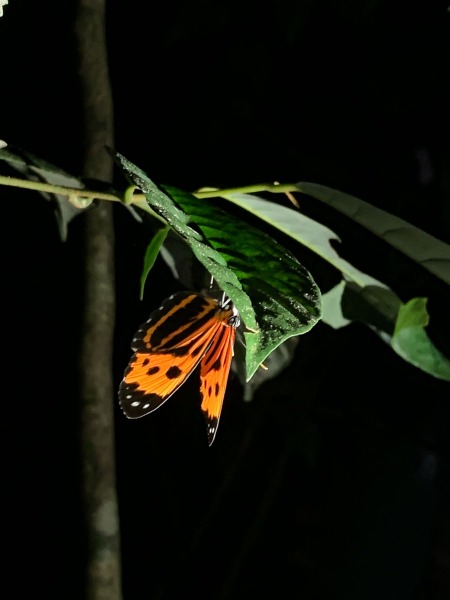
[119,291,239,445]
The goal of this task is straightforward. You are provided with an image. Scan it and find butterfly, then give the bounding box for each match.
[119,290,241,445]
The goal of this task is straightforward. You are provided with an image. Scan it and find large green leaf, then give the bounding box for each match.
[113,152,322,380]
[216,191,450,380]
[166,185,322,380]
[217,191,391,288]
[157,232,303,401]
[216,191,402,332]
[114,152,257,331]
[295,182,450,286]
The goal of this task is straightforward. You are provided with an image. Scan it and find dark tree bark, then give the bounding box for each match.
[74,1,122,598]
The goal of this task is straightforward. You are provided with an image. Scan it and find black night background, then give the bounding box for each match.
[1,1,449,599]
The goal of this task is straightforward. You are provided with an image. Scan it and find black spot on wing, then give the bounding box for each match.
[211,357,221,371]
[166,365,182,379]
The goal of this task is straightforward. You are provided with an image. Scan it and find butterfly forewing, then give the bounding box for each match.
[119,331,217,418]
[130,292,221,352]
[119,291,240,443]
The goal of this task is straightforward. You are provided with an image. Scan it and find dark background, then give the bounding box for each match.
[1,1,450,599]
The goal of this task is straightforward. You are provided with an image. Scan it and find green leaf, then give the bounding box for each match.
[295,182,450,286]
[392,298,450,381]
[167,186,322,379]
[217,191,391,289]
[113,152,322,380]
[114,152,257,325]
[323,284,450,380]
[340,282,402,334]
[394,297,430,332]
[0,145,88,240]
[140,226,170,300]
[321,281,351,329]
[217,191,404,333]
[217,191,450,380]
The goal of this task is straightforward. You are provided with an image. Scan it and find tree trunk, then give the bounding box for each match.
[74,1,122,598]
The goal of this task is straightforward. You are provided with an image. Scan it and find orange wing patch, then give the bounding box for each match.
[119,291,240,445]
[199,323,236,445]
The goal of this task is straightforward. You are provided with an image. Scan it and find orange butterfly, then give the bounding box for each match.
[119,290,240,445]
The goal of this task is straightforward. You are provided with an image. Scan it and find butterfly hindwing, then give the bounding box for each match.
[119,290,240,443]
[199,323,236,445]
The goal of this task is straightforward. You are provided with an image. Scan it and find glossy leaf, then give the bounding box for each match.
[295,182,450,286]
[112,152,322,380]
[218,191,450,379]
[166,185,322,380]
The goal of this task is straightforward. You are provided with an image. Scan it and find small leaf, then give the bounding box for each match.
[0,1,9,18]
[394,297,430,333]
[0,145,87,240]
[140,226,170,300]
[392,298,450,381]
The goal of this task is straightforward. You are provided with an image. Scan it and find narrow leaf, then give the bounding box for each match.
[295,182,450,286]
[218,191,450,379]
[140,226,170,300]
[0,145,87,240]
[216,191,389,289]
